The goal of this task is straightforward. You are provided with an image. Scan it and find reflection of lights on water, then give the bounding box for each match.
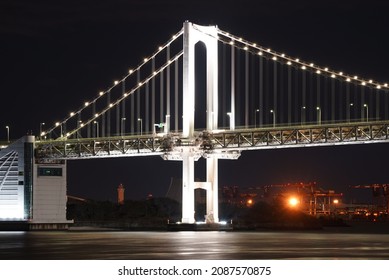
[219,221,227,225]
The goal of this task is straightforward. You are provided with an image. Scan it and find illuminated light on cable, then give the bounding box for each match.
[244,46,248,50]
[229,40,234,45]
[95,114,99,117]
[301,65,306,70]
[109,103,114,108]
[70,112,75,117]
[258,51,263,56]
[331,74,336,78]
[309,63,314,67]
[346,78,351,82]
[281,53,285,57]
[272,56,277,61]
[354,76,358,79]
[159,46,163,51]
[84,102,89,107]
[123,93,128,97]
[316,70,321,74]
[361,81,366,86]
[153,71,157,75]
[339,72,343,75]
[66,133,70,137]
[138,82,142,86]
[295,58,300,62]
[172,35,177,39]
[55,122,60,126]
[129,69,134,74]
[80,123,84,127]
[369,79,373,83]
[377,85,382,89]
[287,61,292,65]
[385,83,388,87]
[99,91,104,96]
[114,80,119,85]
[144,58,148,62]
[267,48,271,52]
[253,43,257,47]
[324,67,329,71]
[239,37,243,41]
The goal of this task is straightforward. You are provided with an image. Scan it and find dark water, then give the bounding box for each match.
[1,229,389,259]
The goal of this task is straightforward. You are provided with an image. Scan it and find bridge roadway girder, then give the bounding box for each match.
[35,121,389,161]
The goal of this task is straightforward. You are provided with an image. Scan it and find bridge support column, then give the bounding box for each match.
[206,157,219,223]
[181,149,195,223]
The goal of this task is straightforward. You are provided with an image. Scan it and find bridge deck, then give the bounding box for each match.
[33,121,389,161]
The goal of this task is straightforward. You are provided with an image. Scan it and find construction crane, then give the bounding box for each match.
[264,182,342,216]
[351,184,389,214]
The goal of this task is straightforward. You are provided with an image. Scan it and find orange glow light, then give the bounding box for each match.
[288,197,299,207]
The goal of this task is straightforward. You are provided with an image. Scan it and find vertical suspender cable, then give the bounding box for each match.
[331,78,335,123]
[273,60,277,126]
[338,81,343,122]
[231,45,235,130]
[107,90,111,136]
[166,45,170,132]
[93,102,96,137]
[361,86,365,121]
[160,71,164,124]
[137,70,140,133]
[245,50,249,127]
[346,83,350,122]
[259,55,263,126]
[152,58,156,131]
[375,88,379,121]
[77,112,82,138]
[122,79,126,134]
[385,90,389,121]
[302,70,306,124]
[131,81,135,134]
[287,64,291,125]
[316,73,321,123]
[309,72,313,122]
[145,81,149,133]
[175,59,179,132]
[294,67,298,123]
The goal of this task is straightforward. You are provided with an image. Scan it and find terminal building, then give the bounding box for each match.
[0,136,71,229]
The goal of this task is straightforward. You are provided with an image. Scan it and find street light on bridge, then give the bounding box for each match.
[270,109,275,127]
[40,122,45,139]
[349,103,354,122]
[94,121,99,138]
[364,104,369,122]
[137,118,142,135]
[316,107,321,125]
[5,126,9,143]
[121,118,126,136]
[254,109,260,128]
[300,106,306,126]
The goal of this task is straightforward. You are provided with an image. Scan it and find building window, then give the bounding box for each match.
[38,167,63,177]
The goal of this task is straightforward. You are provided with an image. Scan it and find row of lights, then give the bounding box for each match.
[217,28,388,90]
[47,51,183,139]
[43,29,184,138]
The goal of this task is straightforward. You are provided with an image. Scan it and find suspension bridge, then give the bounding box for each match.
[1,21,389,228]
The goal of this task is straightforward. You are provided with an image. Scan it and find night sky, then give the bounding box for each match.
[1,0,389,202]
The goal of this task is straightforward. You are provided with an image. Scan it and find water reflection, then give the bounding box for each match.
[1,231,389,259]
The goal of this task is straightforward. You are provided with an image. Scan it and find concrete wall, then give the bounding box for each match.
[32,163,68,224]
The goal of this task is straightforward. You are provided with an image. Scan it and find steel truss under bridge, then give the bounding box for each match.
[35,120,389,161]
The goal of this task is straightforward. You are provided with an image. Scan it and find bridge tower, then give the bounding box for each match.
[180,21,219,224]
